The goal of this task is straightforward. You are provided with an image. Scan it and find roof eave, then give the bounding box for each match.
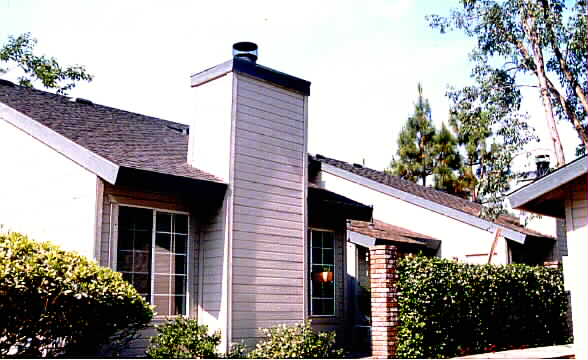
[508,156,588,210]
[321,162,528,244]
[0,102,119,184]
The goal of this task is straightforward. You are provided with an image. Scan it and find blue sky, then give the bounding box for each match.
[0,0,580,170]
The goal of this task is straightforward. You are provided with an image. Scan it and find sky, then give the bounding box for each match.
[0,0,581,172]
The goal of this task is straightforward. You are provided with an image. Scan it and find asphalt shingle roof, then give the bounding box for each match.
[313,154,552,239]
[0,81,222,183]
[348,219,439,245]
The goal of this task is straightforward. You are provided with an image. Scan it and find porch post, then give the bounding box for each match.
[369,245,399,358]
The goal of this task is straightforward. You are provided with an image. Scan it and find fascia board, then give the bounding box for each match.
[508,158,588,209]
[190,60,233,87]
[347,230,376,248]
[322,163,527,244]
[0,102,119,184]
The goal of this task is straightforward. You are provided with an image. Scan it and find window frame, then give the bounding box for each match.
[309,228,336,317]
[112,204,191,318]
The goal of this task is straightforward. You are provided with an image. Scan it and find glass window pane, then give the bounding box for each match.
[118,230,133,250]
[311,231,322,248]
[134,209,154,231]
[171,296,186,315]
[154,253,171,274]
[170,275,186,295]
[323,233,334,249]
[133,274,151,295]
[156,213,172,233]
[155,233,172,253]
[173,255,187,275]
[174,215,188,234]
[154,274,170,294]
[323,249,334,266]
[311,247,321,264]
[135,230,151,251]
[175,234,188,254]
[133,251,150,273]
[153,296,170,316]
[117,252,133,272]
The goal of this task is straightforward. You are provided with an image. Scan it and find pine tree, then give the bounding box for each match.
[390,83,436,186]
[432,123,463,194]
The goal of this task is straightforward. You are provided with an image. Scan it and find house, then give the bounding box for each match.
[0,43,374,353]
[310,155,555,265]
[508,155,587,360]
[0,42,556,355]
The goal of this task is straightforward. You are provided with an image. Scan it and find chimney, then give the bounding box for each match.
[232,41,258,63]
[535,154,550,178]
[189,43,311,350]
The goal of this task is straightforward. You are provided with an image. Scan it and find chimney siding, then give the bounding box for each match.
[230,73,307,346]
[193,63,309,350]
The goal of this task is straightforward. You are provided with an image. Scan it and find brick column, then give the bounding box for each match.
[369,245,399,358]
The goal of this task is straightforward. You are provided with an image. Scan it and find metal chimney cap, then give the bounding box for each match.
[233,42,258,63]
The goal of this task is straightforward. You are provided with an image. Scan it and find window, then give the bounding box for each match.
[117,206,189,316]
[309,229,335,316]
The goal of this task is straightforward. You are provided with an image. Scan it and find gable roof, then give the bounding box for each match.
[0,81,223,185]
[508,154,587,217]
[312,154,551,242]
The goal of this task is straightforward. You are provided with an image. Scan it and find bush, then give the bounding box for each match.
[147,318,221,358]
[396,255,569,358]
[247,321,344,359]
[0,232,153,357]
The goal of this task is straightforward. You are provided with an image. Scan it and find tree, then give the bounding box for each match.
[0,33,92,95]
[428,0,588,167]
[432,122,464,194]
[446,84,538,219]
[390,83,437,186]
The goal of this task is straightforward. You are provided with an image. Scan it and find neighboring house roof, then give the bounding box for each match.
[0,80,223,185]
[312,154,551,243]
[348,219,440,248]
[508,155,588,217]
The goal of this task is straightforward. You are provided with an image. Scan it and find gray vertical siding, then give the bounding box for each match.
[230,74,307,346]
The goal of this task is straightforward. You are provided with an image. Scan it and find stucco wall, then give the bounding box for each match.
[320,171,509,264]
[0,118,98,259]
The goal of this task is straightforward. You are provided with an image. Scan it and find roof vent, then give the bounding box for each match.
[0,79,15,87]
[232,42,258,63]
[353,163,363,168]
[69,97,94,105]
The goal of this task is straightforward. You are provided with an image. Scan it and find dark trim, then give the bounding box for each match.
[233,58,311,96]
[116,166,227,202]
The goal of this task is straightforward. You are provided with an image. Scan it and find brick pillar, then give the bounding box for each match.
[369,245,399,358]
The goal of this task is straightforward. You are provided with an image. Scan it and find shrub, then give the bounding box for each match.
[147,318,221,358]
[0,232,153,357]
[396,255,569,358]
[247,321,344,359]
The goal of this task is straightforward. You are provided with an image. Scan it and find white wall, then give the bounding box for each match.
[188,73,234,182]
[0,118,98,259]
[564,179,587,360]
[320,171,509,264]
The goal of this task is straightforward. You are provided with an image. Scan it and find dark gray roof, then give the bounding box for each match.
[312,154,552,239]
[0,81,222,183]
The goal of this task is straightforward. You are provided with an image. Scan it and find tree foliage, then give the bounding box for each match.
[428,0,588,166]
[0,33,93,95]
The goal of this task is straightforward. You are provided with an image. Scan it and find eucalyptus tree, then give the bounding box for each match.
[1,33,92,95]
[428,0,588,166]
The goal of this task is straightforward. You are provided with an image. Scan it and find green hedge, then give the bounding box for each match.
[0,232,153,357]
[396,255,568,358]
